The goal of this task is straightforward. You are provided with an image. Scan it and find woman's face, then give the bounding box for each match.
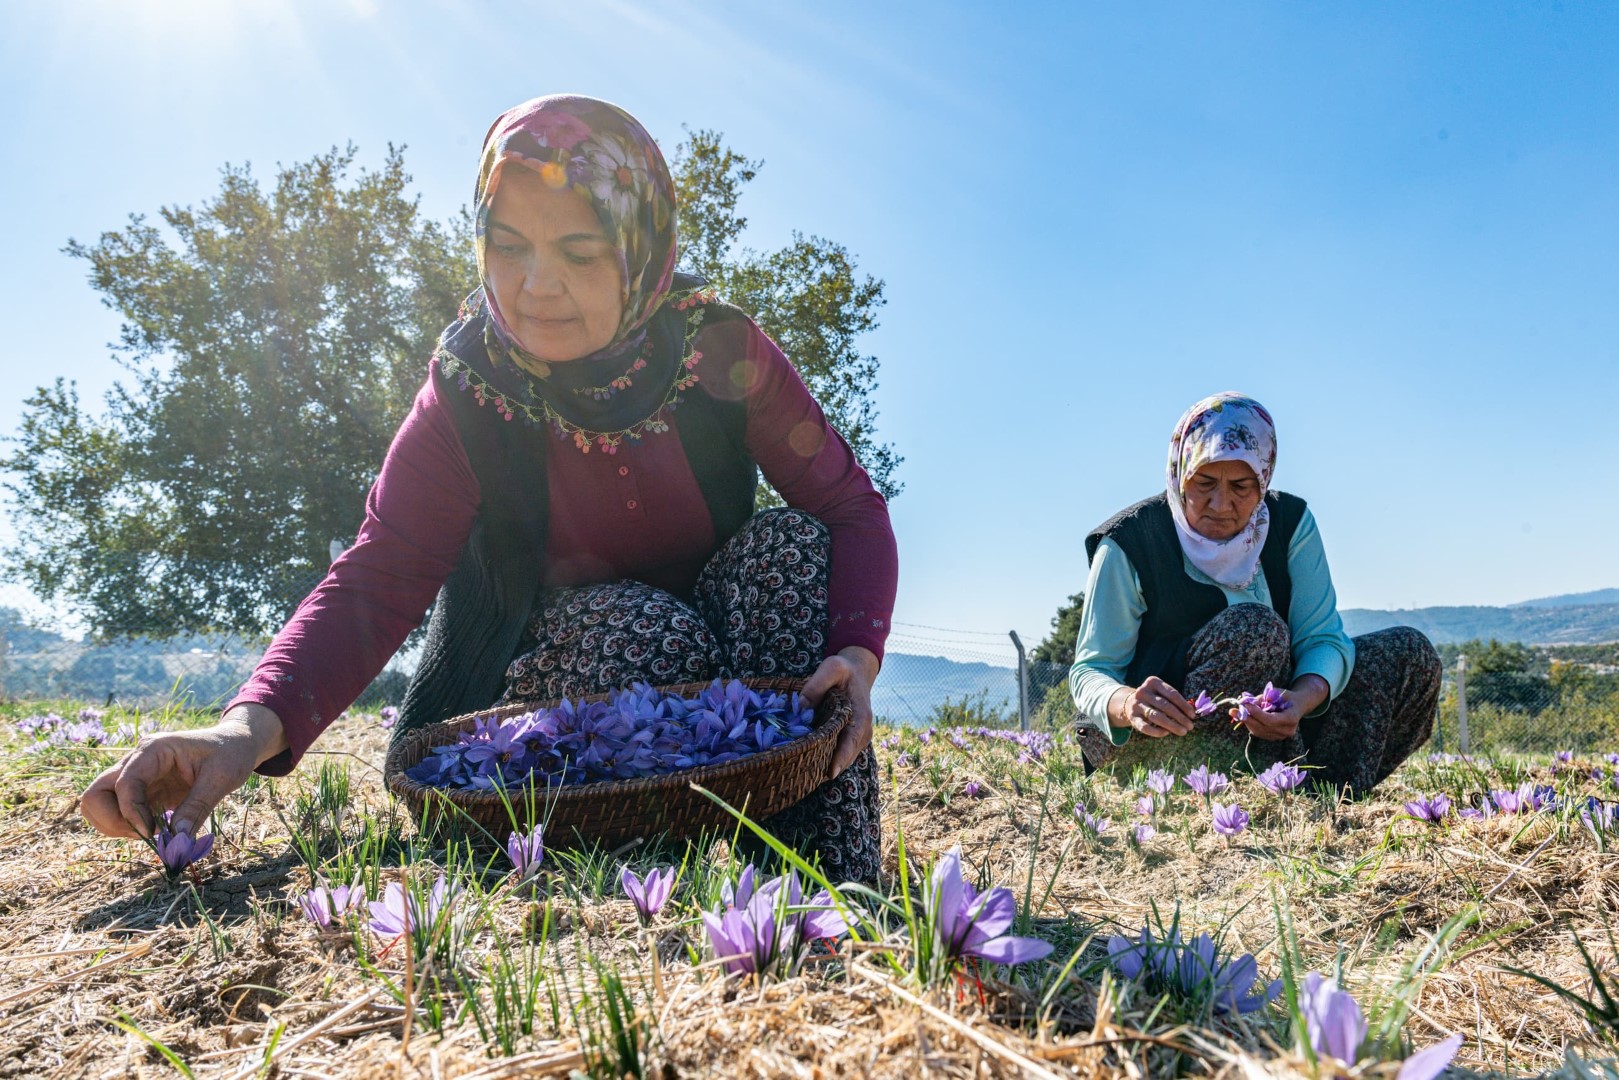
[485,167,625,362]
[1183,460,1262,541]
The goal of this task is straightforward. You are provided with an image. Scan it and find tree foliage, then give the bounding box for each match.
[3,146,473,636]
[672,128,902,503]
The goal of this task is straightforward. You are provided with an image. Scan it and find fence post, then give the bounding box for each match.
[1008,631,1029,731]
[1456,654,1470,755]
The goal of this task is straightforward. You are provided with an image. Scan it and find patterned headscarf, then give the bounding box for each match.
[474,95,679,380]
[1165,392,1278,590]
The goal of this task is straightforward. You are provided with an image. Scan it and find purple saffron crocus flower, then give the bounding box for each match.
[1132,823,1157,847]
[1136,795,1156,818]
[1184,765,1230,798]
[379,706,399,729]
[506,826,545,880]
[153,811,214,879]
[299,881,366,931]
[1607,753,1619,767]
[1211,802,1249,837]
[1298,971,1367,1064]
[1147,769,1176,796]
[1073,802,1110,835]
[1297,971,1462,1079]
[1107,926,1280,1014]
[1554,750,1573,765]
[1257,761,1307,793]
[620,866,677,925]
[928,847,1054,969]
[702,867,846,979]
[1404,794,1452,823]
[963,781,984,799]
[1192,691,1217,717]
[368,876,457,939]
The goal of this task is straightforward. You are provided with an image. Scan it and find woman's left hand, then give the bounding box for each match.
[1236,674,1330,742]
[801,646,880,779]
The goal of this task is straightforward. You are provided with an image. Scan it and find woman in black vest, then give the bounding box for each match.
[79,96,899,884]
[1069,392,1439,795]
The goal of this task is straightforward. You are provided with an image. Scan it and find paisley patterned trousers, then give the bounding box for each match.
[501,508,883,884]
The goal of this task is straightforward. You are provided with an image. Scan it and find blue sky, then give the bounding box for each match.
[1,0,1615,648]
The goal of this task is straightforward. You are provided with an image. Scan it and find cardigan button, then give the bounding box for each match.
[626,499,638,510]
[618,466,629,477]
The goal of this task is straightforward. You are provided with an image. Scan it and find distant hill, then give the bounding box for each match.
[1343,593,1619,645]
[1509,588,1619,609]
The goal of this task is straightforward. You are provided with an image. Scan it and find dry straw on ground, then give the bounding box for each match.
[0,703,1615,1078]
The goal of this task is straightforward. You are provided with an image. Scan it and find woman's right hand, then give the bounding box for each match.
[1107,676,1197,738]
[79,704,288,840]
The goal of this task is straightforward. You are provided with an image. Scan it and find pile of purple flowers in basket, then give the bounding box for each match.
[405,678,816,790]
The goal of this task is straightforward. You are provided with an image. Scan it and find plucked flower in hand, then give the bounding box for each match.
[506,826,545,880]
[153,811,214,880]
[1192,691,1217,717]
[1211,802,1249,837]
[1184,765,1230,799]
[1257,761,1307,794]
[621,866,677,926]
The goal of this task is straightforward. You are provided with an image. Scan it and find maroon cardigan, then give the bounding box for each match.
[228,317,898,770]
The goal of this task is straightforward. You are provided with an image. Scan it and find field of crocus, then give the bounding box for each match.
[2,698,1617,1079]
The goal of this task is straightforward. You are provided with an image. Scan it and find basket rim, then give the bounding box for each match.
[383,676,849,810]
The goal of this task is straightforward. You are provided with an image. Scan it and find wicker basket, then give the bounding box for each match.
[383,677,850,849]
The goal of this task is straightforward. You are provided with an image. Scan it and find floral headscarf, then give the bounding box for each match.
[474,95,678,379]
[1165,392,1278,590]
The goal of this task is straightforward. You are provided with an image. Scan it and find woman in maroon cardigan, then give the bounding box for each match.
[79,95,899,884]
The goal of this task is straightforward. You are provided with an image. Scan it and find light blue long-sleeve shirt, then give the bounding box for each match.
[1068,507,1355,744]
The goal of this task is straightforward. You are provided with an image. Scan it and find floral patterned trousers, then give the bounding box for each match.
[500,508,883,885]
[1079,603,1441,797]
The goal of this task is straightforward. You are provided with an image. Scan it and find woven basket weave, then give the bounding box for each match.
[383,677,849,849]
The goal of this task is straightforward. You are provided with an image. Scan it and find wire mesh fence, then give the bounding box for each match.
[4,585,1618,752]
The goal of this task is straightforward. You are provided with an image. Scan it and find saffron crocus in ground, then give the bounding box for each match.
[1404,794,1452,823]
[1147,768,1176,795]
[379,706,399,729]
[963,781,984,799]
[1554,750,1574,765]
[153,811,214,879]
[926,847,1053,973]
[1107,925,1280,1015]
[1074,802,1110,835]
[1211,802,1249,837]
[506,826,545,880]
[702,868,845,979]
[368,876,457,939]
[1192,691,1217,717]
[1131,823,1157,848]
[1257,761,1307,793]
[1184,765,1230,799]
[1297,971,1463,1079]
[299,881,365,931]
[1136,795,1156,818]
[620,866,677,925]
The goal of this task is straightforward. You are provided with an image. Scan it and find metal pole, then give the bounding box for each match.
[1008,631,1029,731]
[1456,654,1471,755]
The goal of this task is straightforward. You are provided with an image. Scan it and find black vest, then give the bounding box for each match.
[396,277,759,734]
[1083,491,1306,689]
